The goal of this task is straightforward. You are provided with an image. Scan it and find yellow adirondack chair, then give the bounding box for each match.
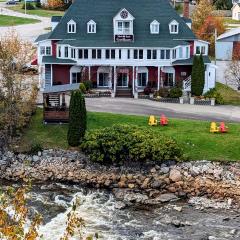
[210,122,219,133]
[148,115,158,126]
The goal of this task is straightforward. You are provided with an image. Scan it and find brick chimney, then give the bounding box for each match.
[183,0,189,19]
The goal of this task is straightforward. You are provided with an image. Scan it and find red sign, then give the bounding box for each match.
[115,35,133,42]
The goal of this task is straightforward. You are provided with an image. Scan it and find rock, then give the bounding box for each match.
[150,168,157,173]
[191,166,200,176]
[155,193,178,203]
[141,178,150,189]
[161,167,170,174]
[128,183,135,189]
[32,155,39,162]
[151,180,162,188]
[169,169,182,182]
[173,206,182,212]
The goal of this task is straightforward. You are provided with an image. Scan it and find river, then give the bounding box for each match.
[1,181,240,240]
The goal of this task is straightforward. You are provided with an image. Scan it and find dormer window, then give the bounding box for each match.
[117,21,130,34]
[87,20,96,33]
[150,20,159,34]
[67,20,76,33]
[169,20,179,34]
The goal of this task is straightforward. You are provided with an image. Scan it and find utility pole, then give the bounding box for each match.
[25,0,27,15]
[214,28,217,66]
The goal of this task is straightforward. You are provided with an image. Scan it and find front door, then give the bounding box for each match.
[117,73,128,87]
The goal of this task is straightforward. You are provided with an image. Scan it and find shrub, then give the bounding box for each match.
[28,142,43,155]
[79,83,86,94]
[81,124,183,164]
[83,80,92,91]
[67,90,87,147]
[169,87,182,98]
[35,2,42,8]
[22,3,35,10]
[204,88,224,104]
[154,88,169,98]
[144,86,154,95]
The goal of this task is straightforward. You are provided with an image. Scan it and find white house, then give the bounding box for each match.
[216,28,240,60]
[232,3,240,20]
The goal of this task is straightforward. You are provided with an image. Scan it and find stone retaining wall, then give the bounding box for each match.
[0,150,240,206]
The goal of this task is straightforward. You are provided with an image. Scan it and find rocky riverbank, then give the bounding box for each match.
[0,149,240,208]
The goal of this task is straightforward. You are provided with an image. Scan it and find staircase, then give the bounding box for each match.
[183,75,191,92]
[115,88,133,98]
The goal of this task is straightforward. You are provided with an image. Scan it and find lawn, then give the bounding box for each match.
[21,108,240,162]
[7,5,64,18]
[223,17,240,25]
[0,15,40,26]
[216,82,240,105]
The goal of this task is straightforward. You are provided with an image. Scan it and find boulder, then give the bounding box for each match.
[169,169,182,182]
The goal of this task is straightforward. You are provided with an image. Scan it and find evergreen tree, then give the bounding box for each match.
[67,90,87,147]
[191,55,205,96]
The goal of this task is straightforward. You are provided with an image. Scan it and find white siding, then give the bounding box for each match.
[216,42,233,60]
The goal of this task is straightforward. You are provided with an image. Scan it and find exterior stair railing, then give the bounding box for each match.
[183,75,191,92]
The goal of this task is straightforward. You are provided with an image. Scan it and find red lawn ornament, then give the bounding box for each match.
[160,114,168,126]
[219,122,228,133]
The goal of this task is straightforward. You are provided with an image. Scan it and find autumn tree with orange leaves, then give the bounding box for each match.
[196,16,226,56]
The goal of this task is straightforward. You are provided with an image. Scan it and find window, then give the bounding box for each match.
[97,49,101,59]
[119,49,122,59]
[127,49,130,59]
[71,48,76,58]
[64,47,68,58]
[179,47,183,58]
[169,20,179,34]
[160,49,170,60]
[111,49,115,59]
[147,49,157,59]
[67,20,76,33]
[40,46,51,56]
[134,49,143,59]
[138,73,147,87]
[92,49,96,59]
[181,72,187,77]
[72,72,81,84]
[58,46,61,57]
[79,49,88,59]
[164,73,174,87]
[106,49,110,59]
[87,20,96,33]
[98,73,109,87]
[150,20,159,34]
[186,47,189,58]
[172,49,177,59]
[117,21,130,34]
[196,46,206,55]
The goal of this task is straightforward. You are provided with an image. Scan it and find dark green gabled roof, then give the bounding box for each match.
[172,56,211,65]
[48,0,196,47]
[51,16,62,22]
[42,56,76,64]
[35,32,51,43]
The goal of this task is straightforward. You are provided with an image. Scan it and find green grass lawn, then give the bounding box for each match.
[21,108,240,162]
[223,17,240,25]
[7,5,64,18]
[0,15,40,26]
[216,82,240,105]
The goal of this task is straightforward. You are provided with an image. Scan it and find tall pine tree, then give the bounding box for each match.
[191,55,205,96]
[67,90,87,147]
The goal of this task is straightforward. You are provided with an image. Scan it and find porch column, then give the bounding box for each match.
[132,66,135,96]
[134,66,138,99]
[88,66,91,81]
[112,66,117,98]
[109,66,113,90]
[157,66,160,90]
[160,67,164,88]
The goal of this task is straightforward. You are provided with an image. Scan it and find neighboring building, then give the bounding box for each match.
[35,0,215,104]
[232,3,240,20]
[216,28,240,60]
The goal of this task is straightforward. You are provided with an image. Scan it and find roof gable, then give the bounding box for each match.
[48,0,196,46]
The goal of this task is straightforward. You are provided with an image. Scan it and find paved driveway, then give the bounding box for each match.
[86,98,240,122]
[0,3,50,42]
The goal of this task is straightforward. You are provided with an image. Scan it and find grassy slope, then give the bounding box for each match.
[8,5,64,18]
[0,15,40,26]
[216,82,240,105]
[21,108,240,161]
